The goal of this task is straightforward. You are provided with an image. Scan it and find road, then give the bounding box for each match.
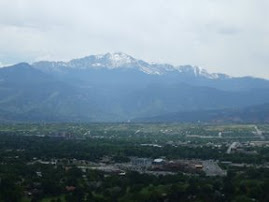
[254,125,265,140]
[227,142,238,154]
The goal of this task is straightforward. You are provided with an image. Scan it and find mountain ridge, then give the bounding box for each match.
[0,54,269,123]
[29,53,269,92]
[32,52,232,79]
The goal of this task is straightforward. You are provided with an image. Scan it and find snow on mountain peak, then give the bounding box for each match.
[104,52,136,67]
[32,52,231,79]
[175,65,230,79]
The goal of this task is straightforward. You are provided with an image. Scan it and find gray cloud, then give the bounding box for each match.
[0,0,269,78]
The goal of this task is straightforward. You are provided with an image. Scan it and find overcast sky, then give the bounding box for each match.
[0,0,269,78]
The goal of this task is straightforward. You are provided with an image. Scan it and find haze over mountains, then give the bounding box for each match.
[0,52,269,123]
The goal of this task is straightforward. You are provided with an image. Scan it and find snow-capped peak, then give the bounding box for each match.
[32,52,231,79]
[176,65,231,79]
[106,52,133,62]
[101,52,136,67]
[67,52,137,69]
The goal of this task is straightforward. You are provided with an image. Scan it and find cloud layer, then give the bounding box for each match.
[0,0,269,78]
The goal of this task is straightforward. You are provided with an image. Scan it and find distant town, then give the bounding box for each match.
[0,123,268,201]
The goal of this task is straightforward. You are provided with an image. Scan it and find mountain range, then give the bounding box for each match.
[0,52,269,123]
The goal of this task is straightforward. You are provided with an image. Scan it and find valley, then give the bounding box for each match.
[0,123,268,201]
